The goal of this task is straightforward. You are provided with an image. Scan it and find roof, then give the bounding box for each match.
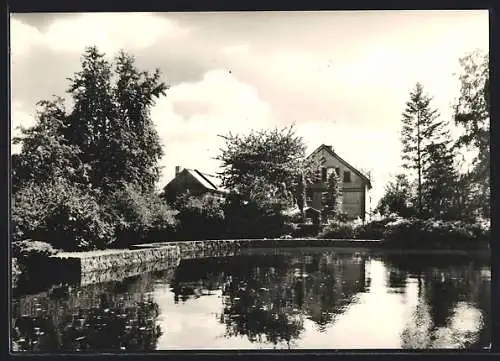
[184,168,228,194]
[307,144,372,189]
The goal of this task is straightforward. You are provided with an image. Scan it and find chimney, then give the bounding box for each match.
[326,145,333,151]
[175,166,182,176]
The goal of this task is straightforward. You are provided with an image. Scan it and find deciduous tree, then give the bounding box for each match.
[453,50,490,219]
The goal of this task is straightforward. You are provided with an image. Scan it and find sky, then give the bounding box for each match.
[10,10,489,208]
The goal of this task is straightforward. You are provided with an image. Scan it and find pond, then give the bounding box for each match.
[11,247,491,352]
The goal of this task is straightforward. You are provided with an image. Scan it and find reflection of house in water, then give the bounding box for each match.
[287,253,367,329]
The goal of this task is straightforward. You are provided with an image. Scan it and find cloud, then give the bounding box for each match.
[10,10,489,207]
[222,44,250,56]
[11,13,189,57]
[150,68,400,207]
[10,18,45,57]
[151,69,274,186]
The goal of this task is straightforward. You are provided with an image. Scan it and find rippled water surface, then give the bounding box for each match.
[11,248,490,351]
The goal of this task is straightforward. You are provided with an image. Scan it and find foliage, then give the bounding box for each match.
[174,191,226,240]
[290,223,320,238]
[453,50,490,219]
[215,126,306,239]
[400,82,460,219]
[217,126,306,206]
[383,218,490,249]
[12,240,58,278]
[223,193,290,239]
[295,171,306,219]
[64,47,167,195]
[11,180,114,251]
[401,83,442,215]
[11,98,87,194]
[356,216,400,240]
[422,141,458,219]
[318,221,359,239]
[105,183,178,246]
[377,174,416,218]
[12,240,58,260]
[323,170,341,221]
[12,46,170,249]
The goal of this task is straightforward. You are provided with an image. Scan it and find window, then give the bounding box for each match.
[343,171,351,183]
[306,189,313,204]
[321,167,327,182]
[335,167,340,176]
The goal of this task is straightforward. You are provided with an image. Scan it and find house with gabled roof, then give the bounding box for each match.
[306,144,372,221]
[163,166,228,204]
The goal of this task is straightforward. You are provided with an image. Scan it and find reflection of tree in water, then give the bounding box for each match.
[220,265,304,348]
[170,257,227,303]
[12,273,163,352]
[392,254,491,349]
[209,252,366,347]
[288,253,366,332]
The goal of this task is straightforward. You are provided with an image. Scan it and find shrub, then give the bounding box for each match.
[12,240,58,277]
[174,192,226,240]
[290,223,320,238]
[105,184,178,246]
[11,180,114,251]
[12,239,58,259]
[223,194,289,239]
[356,216,400,240]
[383,218,490,249]
[318,221,358,239]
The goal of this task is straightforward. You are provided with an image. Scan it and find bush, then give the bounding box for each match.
[223,194,289,239]
[12,240,58,276]
[383,218,490,249]
[105,184,178,246]
[290,223,320,238]
[318,221,358,239]
[11,180,114,251]
[174,192,226,240]
[356,216,400,240]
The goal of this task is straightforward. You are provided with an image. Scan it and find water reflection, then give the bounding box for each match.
[12,272,167,352]
[12,249,491,351]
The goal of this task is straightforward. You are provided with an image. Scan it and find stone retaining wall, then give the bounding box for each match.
[130,238,382,253]
[46,238,382,287]
[79,257,180,286]
[50,245,180,281]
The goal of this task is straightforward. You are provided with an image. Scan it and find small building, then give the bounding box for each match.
[306,144,372,221]
[163,166,228,204]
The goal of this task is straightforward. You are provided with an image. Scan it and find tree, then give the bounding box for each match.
[65,46,167,195]
[401,83,441,216]
[453,50,490,219]
[295,171,306,219]
[422,140,458,219]
[12,98,87,193]
[217,126,306,206]
[323,170,341,221]
[174,191,225,240]
[11,46,173,250]
[376,174,415,218]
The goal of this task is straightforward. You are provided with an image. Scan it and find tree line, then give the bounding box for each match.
[11,46,489,252]
[377,50,489,223]
[12,46,177,250]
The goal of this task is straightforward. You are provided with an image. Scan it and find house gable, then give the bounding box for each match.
[163,168,227,204]
[307,144,371,189]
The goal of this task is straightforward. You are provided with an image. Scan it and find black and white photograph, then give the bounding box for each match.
[9,10,491,352]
